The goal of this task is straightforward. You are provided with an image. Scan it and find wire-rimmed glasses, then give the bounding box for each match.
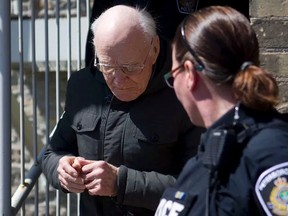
[95,38,153,76]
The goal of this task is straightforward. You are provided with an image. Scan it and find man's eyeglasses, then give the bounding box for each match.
[94,38,153,76]
[164,64,184,88]
[164,17,205,88]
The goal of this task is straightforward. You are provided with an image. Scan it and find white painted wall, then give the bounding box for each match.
[11,17,89,70]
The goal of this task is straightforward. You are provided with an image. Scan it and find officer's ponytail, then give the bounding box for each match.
[233,63,279,111]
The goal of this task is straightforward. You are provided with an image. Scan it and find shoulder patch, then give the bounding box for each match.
[255,162,288,216]
[176,0,199,14]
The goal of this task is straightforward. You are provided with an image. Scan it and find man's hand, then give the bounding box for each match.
[57,156,86,193]
[77,158,119,197]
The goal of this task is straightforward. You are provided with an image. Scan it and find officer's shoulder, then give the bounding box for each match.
[255,161,288,215]
[250,124,288,145]
[247,112,288,152]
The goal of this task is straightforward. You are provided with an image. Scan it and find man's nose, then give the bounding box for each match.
[113,67,127,82]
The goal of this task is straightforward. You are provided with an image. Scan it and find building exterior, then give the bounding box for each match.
[251,0,288,112]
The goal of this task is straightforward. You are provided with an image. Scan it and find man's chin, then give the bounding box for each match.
[113,92,140,102]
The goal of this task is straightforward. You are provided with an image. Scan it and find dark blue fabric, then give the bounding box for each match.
[157,105,288,215]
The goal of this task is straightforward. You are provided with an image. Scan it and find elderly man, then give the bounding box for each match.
[42,5,203,216]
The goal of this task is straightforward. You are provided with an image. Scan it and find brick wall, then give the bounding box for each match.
[250,0,288,112]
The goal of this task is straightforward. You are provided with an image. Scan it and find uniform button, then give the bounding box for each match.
[151,134,159,143]
[76,122,82,130]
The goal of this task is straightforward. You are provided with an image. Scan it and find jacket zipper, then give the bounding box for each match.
[99,94,113,160]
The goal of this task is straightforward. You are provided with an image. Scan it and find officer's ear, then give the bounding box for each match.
[151,35,160,64]
[184,60,199,91]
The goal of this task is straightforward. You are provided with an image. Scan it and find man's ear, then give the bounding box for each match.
[184,60,198,91]
[151,35,160,64]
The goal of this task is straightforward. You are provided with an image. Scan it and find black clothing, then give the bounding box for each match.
[85,0,249,66]
[156,104,288,216]
[42,39,203,215]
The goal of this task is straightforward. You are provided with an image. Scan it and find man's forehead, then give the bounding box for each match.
[95,28,149,53]
[96,39,147,62]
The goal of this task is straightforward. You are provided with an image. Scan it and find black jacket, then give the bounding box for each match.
[42,39,203,215]
[156,104,288,216]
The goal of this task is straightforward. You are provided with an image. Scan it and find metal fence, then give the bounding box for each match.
[0,0,92,215]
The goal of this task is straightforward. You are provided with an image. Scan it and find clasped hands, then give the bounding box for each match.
[57,156,119,197]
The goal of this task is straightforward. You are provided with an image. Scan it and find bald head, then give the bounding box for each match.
[91,5,157,54]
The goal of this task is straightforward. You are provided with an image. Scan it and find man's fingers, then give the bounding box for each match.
[85,178,100,189]
[60,182,85,193]
[72,158,82,172]
[59,175,86,193]
[58,156,79,177]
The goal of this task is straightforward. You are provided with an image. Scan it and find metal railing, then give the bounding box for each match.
[1,0,91,215]
[0,0,12,214]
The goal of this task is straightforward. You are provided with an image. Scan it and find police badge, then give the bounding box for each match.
[255,162,288,216]
[176,0,199,14]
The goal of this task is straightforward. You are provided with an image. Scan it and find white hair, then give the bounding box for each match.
[90,6,157,46]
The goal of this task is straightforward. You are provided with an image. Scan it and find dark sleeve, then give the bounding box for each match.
[116,165,177,211]
[41,78,78,190]
[116,122,204,211]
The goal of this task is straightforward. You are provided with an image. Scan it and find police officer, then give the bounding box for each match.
[156,6,288,216]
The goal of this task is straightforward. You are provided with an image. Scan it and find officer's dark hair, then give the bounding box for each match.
[173,6,279,111]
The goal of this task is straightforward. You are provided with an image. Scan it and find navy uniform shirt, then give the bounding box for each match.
[155,105,288,216]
